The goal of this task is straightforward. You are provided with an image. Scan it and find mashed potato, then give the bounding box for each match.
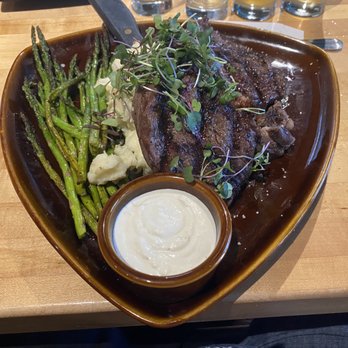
[87,56,151,185]
[87,129,150,185]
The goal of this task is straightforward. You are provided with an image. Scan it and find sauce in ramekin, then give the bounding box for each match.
[112,189,216,276]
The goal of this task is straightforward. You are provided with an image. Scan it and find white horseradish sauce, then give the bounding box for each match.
[112,189,217,276]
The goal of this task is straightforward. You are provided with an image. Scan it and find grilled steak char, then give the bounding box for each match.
[212,31,287,109]
[161,75,204,173]
[132,28,295,204]
[201,97,234,153]
[132,86,166,172]
[229,111,257,202]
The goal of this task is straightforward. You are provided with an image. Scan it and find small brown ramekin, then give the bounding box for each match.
[98,173,232,303]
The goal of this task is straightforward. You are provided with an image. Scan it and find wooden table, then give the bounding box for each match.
[0,0,347,334]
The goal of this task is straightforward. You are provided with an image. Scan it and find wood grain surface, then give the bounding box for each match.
[0,0,347,333]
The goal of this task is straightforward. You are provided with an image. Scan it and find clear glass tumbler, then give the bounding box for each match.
[282,0,324,17]
[233,0,276,20]
[132,0,172,15]
[185,0,228,20]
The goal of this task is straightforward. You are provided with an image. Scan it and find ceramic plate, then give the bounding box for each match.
[0,22,339,327]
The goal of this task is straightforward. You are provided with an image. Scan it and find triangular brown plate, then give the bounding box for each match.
[0,22,339,327]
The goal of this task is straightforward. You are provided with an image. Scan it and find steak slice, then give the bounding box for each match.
[161,75,203,173]
[242,51,284,108]
[212,31,286,108]
[132,86,166,172]
[162,124,203,173]
[132,77,204,174]
[228,110,257,202]
[201,97,234,152]
[201,94,257,203]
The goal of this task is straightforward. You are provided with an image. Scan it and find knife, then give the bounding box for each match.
[89,0,143,46]
[306,38,343,51]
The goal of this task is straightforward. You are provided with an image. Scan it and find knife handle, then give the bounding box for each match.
[89,0,143,46]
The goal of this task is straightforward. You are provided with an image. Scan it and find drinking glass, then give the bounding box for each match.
[233,0,276,20]
[131,0,172,15]
[282,0,324,17]
[185,0,228,20]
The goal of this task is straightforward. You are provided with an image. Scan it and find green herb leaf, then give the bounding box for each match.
[172,78,183,91]
[152,76,160,85]
[154,15,162,29]
[212,158,222,164]
[144,27,155,40]
[203,149,212,158]
[179,31,190,43]
[187,111,201,134]
[210,86,219,99]
[197,27,213,46]
[192,99,201,112]
[224,161,234,173]
[217,181,233,199]
[252,151,270,172]
[95,84,106,97]
[183,165,194,183]
[219,90,240,104]
[171,114,183,131]
[187,21,198,35]
[165,91,187,116]
[101,118,119,127]
[113,44,129,62]
[169,155,180,170]
[169,15,180,32]
[213,171,223,186]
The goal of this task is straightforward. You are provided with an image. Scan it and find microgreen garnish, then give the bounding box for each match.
[170,143,270,199]
[171,114,183,131]
[219,82,240,104]
[169,155,180,170]
[216,181,233,199]
[236,107,266,114]
[186,111,202,134]
[191,98,201,112]
[100,118,119,127]
[104,14,241,134]
[169,155,194,183]
[182,165,194,183]
[251,147,270,172]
